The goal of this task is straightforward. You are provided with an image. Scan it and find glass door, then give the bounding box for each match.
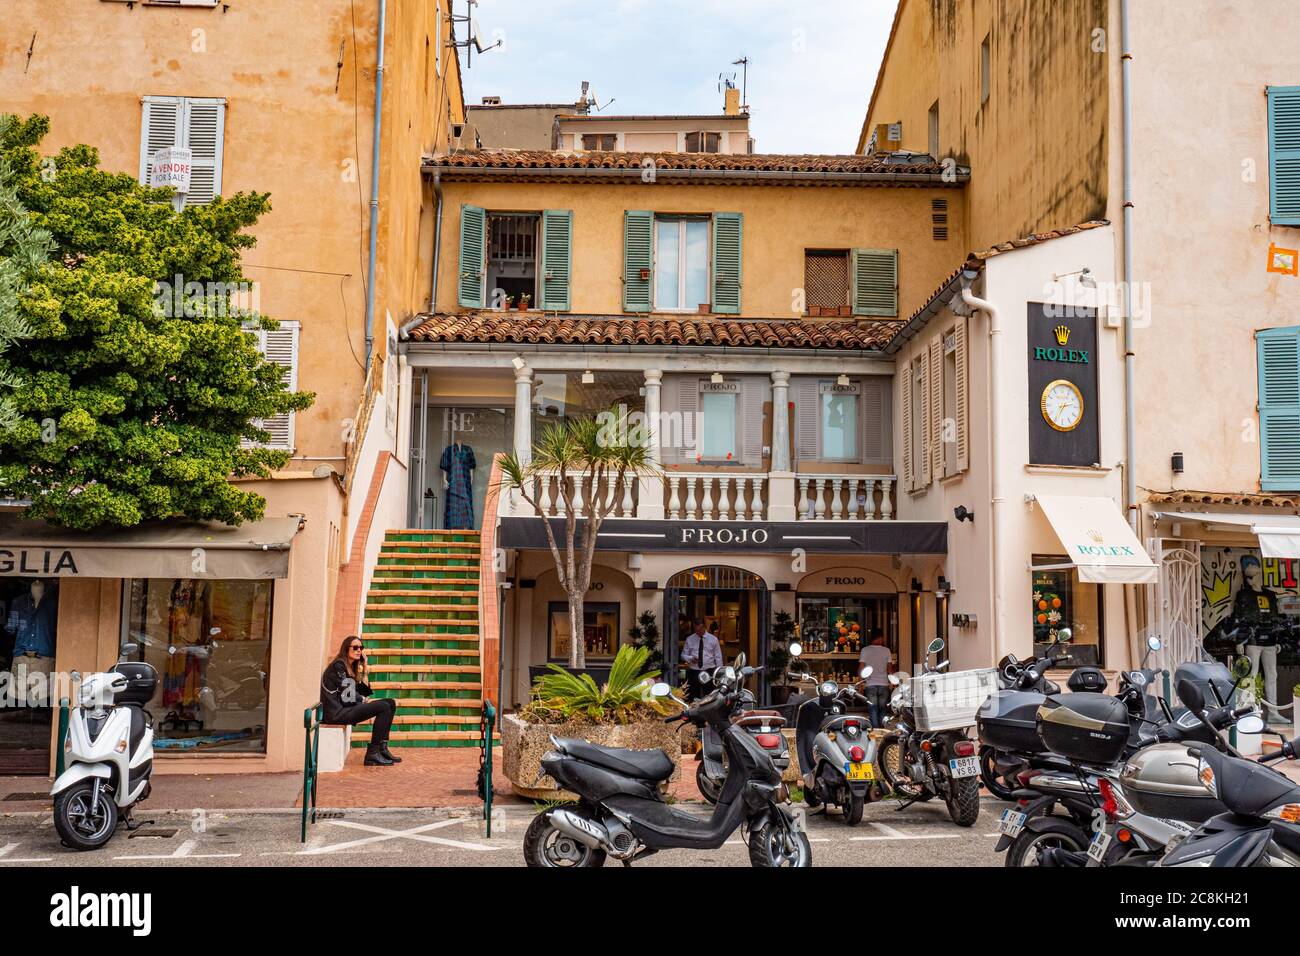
[407,398,513,530]
[0,577,60,774]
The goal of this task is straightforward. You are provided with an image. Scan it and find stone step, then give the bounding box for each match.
[352,730,498,748]
[364,603,480,613]
[364,645,479,655]
[369,680,482,692]
[367,663,480,674]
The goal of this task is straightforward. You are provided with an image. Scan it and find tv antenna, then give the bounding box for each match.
[731,56,749,112]
[450,0,502,69]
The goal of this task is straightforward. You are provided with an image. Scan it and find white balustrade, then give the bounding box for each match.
[794,475,898,521]
[526,471,640,519]
[663,473,769,521]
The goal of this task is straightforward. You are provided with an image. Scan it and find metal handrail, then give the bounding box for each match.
[478,699,496,837]
[301,703,323,843]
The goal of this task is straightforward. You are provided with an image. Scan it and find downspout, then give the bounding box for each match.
[960,273,1005,661]
[363,0,388,365]
[1120,0,1138,530]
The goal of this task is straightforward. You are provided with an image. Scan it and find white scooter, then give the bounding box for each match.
[50,644,159,850]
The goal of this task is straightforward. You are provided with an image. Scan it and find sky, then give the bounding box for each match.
[458,0,901,155]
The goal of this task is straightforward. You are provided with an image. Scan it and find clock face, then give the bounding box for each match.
[1041,379,1084,432]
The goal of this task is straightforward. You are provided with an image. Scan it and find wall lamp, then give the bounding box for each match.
[1053,267,1098,289]
[1171,451,1185,475]
[954,505,975,523]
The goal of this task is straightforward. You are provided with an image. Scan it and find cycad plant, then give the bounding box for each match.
[499,409,659,669]
[529,644,670,724]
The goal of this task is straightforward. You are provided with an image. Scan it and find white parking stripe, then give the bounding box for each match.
[113,838,240,861]
[299,817,497,855]
[0,842,51,863]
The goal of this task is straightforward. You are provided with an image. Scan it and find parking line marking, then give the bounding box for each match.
[299,817,497,855]
[113,838,240,861]
[0,842,51,863]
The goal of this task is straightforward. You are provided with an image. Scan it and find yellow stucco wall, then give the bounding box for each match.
[0,0,464,463]
[861,0,1109,252]
[433,180,967,319]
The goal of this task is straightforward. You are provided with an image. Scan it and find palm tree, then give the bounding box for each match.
[498,410,658,670]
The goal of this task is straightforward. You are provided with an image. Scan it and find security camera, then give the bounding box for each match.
[954,505,975,523]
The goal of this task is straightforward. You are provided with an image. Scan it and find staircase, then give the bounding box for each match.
[353,529,495,749]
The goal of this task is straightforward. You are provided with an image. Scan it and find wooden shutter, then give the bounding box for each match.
[954,317,971,473]
[929,334,944,482]
[1268,87,1300,226]
[139,96,182,186]
[675,376,699,463]
[900,362,914,490]
[792,378,819,462]
[246,322,300,451]
[540,209,572,311]
[851,248,899,317]
[1259,327,1300,490]
[861,377,888,465]
[184,98,225,205]
[457,204,486,308]
[740,378,765,464]
[623,210,653,312]
[711,212,743,314]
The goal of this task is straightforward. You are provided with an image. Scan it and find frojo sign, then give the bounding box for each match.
[679,526,770,546]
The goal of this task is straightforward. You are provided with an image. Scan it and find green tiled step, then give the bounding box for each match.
[365,603,479,614]
[361,625,478,638]
[364,636,479,650]
[370,575,479,585]
[371,689,482,704]
[366,585,478,596]
[352,732,497,749]
[363,652,478,666]
[381,701,483,716]
[368,678,481,691]
[385,530,481,542]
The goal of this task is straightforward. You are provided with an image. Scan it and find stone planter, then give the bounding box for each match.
[501,712,682,799]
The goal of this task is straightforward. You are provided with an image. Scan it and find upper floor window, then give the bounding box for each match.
[685,131,721,153]
[139,96,225,206]
[698,380,740,462]
[820,382,858,460]
[654,217,710,312]
[1258,326,1300,490]
[1268,86,1300,226]
[458,206,571,311]
[581,133,617,151]
[804,250,850,317]
[487,212,539,307]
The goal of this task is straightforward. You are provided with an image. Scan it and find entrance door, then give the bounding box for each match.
[665,566,768,696]
[0,577,60,774]
[407,396,513,530]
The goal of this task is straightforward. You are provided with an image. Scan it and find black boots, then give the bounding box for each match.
[364,747,395,766]
[382,746,402,764]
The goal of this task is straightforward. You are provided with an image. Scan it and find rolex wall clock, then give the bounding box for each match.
[1028,304,1098,465]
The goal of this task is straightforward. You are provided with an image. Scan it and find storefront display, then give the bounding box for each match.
[1031,557,1103,667]
[123,578,272,753]
[548,601,620,662]
[0,577,60,772]
[795,594,896,685]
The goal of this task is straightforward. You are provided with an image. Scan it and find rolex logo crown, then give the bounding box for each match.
[1087,529,1104,543]
[1053,325,1071,346]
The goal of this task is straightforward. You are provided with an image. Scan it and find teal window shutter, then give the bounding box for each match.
[1259,327,1300,491]
[851,248,898,317]
[540,209,572,311]
[1268,87,1300,227]
[457,204,486,308]
[623,210,653,312]
[711,212,743,314]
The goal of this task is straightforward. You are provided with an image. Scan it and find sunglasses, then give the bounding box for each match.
[349,644,365,651]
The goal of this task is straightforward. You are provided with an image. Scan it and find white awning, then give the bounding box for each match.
[1036,495,1157,584]
[1152,511,1300,559]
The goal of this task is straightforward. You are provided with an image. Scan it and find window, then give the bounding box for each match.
[459,206,571,310]
[549,602,620,662]
[1267,86,1300,226]
[698,381,739,462]
[685,131,721,153]
[123,578,274,753]
[1258,326,1300,490]
[804,250,850,315]
[139,96,225,206]
[1031,560,1104,668]
[980,34,992,105]
[820,382,858,460]
[581,133,617,151]
[244,321,300,450]
[654,217,709,312]
[850,248,898,317]
[486,212,539,307]
[928,100,940,158]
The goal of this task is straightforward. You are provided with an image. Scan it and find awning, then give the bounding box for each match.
[1035,495,1157,584]
[0,515,304,580]
[1152,511,1300,559]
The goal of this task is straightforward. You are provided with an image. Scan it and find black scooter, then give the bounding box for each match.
[523,655,811,868]
[696,673,792,805]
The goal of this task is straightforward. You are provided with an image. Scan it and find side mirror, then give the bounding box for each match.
[119,642,139,659]
[734,653,747,671]
[1147,635,1162,652]
[859,665,873,680]
[788,641,803,658]
[1057,627,1073,643]
[926,637,945,656]
[1231,657,1254,681]
[888,674,901,687]
[698,670,712,686]
[1177,678,1206,714]
[649,682,672,698]
[1236,714,1265,735]
[723,666,736,682]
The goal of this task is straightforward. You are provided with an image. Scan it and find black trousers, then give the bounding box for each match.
[333,698,397,750]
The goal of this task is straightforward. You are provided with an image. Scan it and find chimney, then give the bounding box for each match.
[871,122,902,154]
[481,95,502,106]
[724,86,741,116]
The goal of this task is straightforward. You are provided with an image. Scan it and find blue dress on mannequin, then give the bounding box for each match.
[439,442,476,529]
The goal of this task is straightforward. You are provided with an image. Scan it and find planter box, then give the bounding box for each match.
[501,712,682,799]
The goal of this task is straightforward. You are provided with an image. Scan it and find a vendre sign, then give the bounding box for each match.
[149,146,192,193]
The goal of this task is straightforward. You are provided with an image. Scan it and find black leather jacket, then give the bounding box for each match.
[321,660,372,722]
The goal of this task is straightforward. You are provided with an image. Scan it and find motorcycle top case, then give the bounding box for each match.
[976,689,1044,752]
[109,661,159,706]
[1173,661,1235,708]
[1119,742,1227,824]
[1035,692,1130,765]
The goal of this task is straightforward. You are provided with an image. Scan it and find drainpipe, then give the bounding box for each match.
[363,0,388,365]
[960,274,1006,661]
[1120,0,1138,530]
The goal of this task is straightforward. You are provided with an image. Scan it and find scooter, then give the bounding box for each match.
[792,660,880,826]
[696,674,791,806]
[523,654,811,867]
[50,644,159,851]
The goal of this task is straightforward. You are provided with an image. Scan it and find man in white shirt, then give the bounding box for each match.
[857,629,894,727]
[682,619,723,700]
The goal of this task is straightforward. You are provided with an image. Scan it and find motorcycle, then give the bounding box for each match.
[696,667,791,806]
[50,644,159,850]
[790,652,880,826]
[878,637,990,827]
[523,654,811,868]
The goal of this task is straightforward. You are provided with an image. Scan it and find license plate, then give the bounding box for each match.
[949,756,979,778]
[1088,829,1112,864]
[999,809,1026,837]
[846,761,874,781]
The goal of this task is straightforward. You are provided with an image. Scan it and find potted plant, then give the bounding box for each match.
[500,644,683,797]
[765,610,796,705]
[502,294,515,311]
[627,610,664,674]
[499,410,658,670]
[519,293,532,311]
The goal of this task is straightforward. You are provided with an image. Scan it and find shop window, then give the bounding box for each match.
[486,212,540,307]
[581,133,617,151]
[531,370,645,435]
[1031,557,1103,668]
[549,602,620,662]
[123,578,274,753]
[697,380,740,462]
[685,131,721,153]
[820,382,858,460]
[795,594,897,685]
[0,578,61,772]
[804,250,849,314]
[654,217,710,312]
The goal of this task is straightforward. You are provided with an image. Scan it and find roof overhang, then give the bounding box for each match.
[1153,511,1300,559]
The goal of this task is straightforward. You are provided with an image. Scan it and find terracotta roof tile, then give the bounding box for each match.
[405,313,900,351]
[969,220,1111,261]
[1146,491,1300,509]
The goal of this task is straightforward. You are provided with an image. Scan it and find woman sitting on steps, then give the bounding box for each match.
[321,635,401,766]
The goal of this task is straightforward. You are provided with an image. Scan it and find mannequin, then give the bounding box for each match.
[440,439,477,530]
[1232,555,1284,725]
[6,579,57,706]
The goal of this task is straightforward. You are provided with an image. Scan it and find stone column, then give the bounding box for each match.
[513,363,533,465]
[640,368,665,518]
[770,370,791,472]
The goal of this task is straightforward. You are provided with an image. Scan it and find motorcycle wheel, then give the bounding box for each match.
[843,791,864,826]
[748,822,812,868]
[695,762,722,805]
[979,746,1019,802]
[523,808,607,868]
[945,776,980,827]
[877,736,931,801]
[1005,818,1087,868]
[53,781,118,851]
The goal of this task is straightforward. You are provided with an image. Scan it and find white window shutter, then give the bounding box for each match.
[667,377,698,463]
[740,378,765,465]
[140,96,182,185]
[184,98,226,205]
[245,322,299,451]
[792,378,819,462]
[861,377,889,465]
[900,363,914,491]
[922,339,939,487]
[955,317,970,473]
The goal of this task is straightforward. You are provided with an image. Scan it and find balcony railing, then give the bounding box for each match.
[524,470,640,519]
[665,473,768,521]
[796,475,895,521]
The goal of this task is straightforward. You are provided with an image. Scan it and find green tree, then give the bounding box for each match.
[0,115,44,434]
[0,115,313,529]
